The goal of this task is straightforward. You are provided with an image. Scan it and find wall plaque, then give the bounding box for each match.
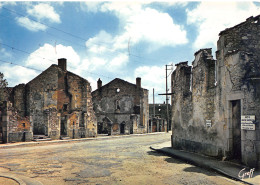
[206,120,211,127]
[241,115,255,130]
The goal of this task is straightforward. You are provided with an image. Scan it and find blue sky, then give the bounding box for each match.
[0,1,259,103]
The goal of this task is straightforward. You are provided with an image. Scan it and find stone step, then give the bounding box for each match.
[60,136,70,140]
[32,138,52,142]
[33,135,51,141]
[33,135,48,139]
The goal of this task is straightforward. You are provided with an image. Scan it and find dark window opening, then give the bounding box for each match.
[115,100,120,110]
[63,104,68,111]
[134,105,140,114]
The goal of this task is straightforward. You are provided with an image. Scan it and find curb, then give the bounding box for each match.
[150,146,254,185]
[0,175,26,185]
[0,132,169,149]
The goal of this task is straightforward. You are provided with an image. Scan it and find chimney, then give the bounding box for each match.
[58,58,67,71]
[97,78,102,89]
[136,77,141,88]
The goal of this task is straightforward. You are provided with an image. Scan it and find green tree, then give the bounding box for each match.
[0,72,8,102]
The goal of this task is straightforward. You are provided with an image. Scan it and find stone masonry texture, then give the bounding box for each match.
[92,78,149,135]
[0,58,97,143]
[171,15,260,168]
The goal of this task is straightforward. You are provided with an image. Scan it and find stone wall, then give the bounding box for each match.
[216,15,260,167]
[0,101,33,143]
[171,15,260,168]
[25,61,97,139]
[92,78,149,135]
[1,58,97,142]
[26,65,59,138]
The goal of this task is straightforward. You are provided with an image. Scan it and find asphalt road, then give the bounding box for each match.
[0,133,243,185]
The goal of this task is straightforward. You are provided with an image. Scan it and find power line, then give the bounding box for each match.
[0,42,57,64]
[0,13,148,66]
[0,59,43,72]
[0,41,124,79]
[0,58,114,80]
[2,7,173,65]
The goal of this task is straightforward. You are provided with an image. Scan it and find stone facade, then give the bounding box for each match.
[0,101,33,143]
[92,78,149,135]
[149,103,170,132]
[171,15,260,168]
[0,58,97,143]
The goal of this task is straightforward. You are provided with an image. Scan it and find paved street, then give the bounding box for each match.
[0,133,243,185]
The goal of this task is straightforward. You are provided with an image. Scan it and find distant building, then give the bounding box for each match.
[149,103,170,132]
[171,15,260,168]
[92,78,149,135]
[0,58,97,143]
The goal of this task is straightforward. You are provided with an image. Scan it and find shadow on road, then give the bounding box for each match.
[147,148,220,177]
[147,150,184,165]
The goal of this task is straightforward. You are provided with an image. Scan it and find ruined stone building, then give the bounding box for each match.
[171,15,260,168]
[149,103,170,132]
[0,58,97,143]
[92,78,149,135]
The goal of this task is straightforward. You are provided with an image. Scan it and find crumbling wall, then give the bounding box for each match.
[216,15,260,167]
[92,78,149,135]
[171,61,193,150]
[26,65,59,138]
[172,15,260,167]
[63,72,97,138]
[0,101,33,143]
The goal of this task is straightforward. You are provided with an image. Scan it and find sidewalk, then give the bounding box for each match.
[0,132,168,149]
[150,141,260,185]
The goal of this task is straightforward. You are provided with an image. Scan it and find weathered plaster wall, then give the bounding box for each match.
[171,15,260,167]
[92,78,149,135]
[216,15,260,167]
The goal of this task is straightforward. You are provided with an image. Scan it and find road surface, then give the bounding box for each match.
[0,133,242,185]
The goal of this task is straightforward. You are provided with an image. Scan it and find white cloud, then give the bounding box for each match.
[16,17,47,32]
[86,30,114,53]
[108,53,128,69]
[0,1,16,9]
[27,3,61,23]
[81,2,187,74]
[0,48,12,58]
[80,1,103,13]
[125,7,187,47]
[25,43,80,70]
[187,1,260,50]
[86,76,98,91]
[100,2,188,49]
[83,30,129,72]
[134,65,171,103]
[0,64,38,86]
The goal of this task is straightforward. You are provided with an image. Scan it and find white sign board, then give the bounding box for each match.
[206,120,211,127]
[241,115,255,130]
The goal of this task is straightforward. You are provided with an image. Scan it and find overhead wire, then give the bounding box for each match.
[0,42,57,64]
[0,58,114,80]
[2,7,174,65]
[0,59,43,72]
[0,6,176,84]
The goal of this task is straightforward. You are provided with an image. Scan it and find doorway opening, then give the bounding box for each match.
[120,123,125,134]
[60,119,67,136]
[231,100,241,160]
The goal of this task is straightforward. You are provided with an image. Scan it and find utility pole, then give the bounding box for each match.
[153,88,155,118]
[165,64,173,132]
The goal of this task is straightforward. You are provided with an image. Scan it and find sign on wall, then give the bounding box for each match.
[241,115,255,130]
[206,120,211,127]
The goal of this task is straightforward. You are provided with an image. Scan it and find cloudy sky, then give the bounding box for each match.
[0,1,259,103]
